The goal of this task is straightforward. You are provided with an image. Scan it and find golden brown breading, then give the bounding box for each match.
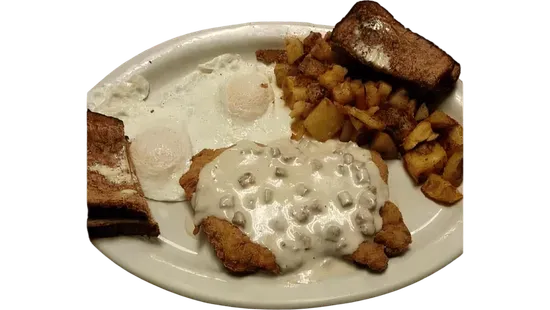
[370,150,388,184]
[179,147,228,201]
[374,201,412,257]
[200,216,280,274]
[345,241,388,272]
[180,144,409,273]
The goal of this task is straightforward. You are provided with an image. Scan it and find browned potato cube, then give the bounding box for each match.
[318,65,347,90]
[306,82,328,105]
[301,101,315,119]
[349,116,364,131]
[388,89,415,117]
[274,63,299,88]
[421,174,463,205]
[403,142,448,184]
[332,81,354,105]
[442,151,463,187]
[405,99,417,118]
[367,106,380,115]
[310,39,333,62]
[304,98,345,142]
[357,91,368,110]
[291,119,306,141]
[370,131,399,159]
[365,81,379,107]
[339,119,355,142]
[440,125,463,156]
[427,132,439,141]
[403,121,436,151]
[350,129,361,142]
[343,106,385,130]
[350,80,363,93]
[282,76,308,108]
[285,37,305,64]
[298,55,327,78]
[350,80,366,109]
[415,103,429,121]
[294,75,317,86]
[303,31,322,53]
[289,100,307,119]
[388,88,409,108]
[255,49,287,64]
[377,81,392,103]
[426,110,458,129]
[376,106,417,142]
[324,31,332,41]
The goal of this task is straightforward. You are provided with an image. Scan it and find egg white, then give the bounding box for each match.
[126,110,192,202]
[90,54,292,202]
[160,54,291,154]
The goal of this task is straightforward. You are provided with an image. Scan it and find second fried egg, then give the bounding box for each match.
[160,53,291,153]
[89,54,291,202]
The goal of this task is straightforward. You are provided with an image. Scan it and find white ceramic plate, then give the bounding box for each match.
[90,22,463,309]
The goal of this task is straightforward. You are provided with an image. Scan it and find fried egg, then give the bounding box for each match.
[126,110,193,202]
[222,71,274,121]
[87,74,150,115]
[89,54,291,202]
[161,54,291,153]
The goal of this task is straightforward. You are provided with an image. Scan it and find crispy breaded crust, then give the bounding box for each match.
[201,216,280,274]
[345,201,412,271]
[370,150,388,183]
[179,147,229,201]
[331,1,460,92]
[87,110,159,238]
[347,201,412,271]
[180,143,410,273]
[344,241,388,272]
[374,201,412,256]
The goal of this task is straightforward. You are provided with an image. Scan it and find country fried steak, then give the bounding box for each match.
[179,146,410,274]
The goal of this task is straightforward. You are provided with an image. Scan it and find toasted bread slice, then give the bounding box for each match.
[87,110,159,238]
[331,1,460,93]
[87,219,159,239]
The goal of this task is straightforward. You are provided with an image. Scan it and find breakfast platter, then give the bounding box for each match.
[88,2,463,308]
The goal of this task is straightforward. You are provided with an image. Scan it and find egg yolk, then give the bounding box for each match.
[222,72,274,121]
[130,126,190,178]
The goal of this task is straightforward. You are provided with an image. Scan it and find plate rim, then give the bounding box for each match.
[90,21,463,309]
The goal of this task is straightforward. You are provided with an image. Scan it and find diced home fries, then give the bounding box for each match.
[415,103,429,121]
[442,151,463,187]
[285,37,304,64]
[319,65,347,90]
[421,174,463,205]
[303,98,344,142]
[403,142,447,184]
[402,121,436,151]
[369,131,398,160]
[257,32,463,205]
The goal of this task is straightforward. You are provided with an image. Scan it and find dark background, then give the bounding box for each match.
[78,0,548,307]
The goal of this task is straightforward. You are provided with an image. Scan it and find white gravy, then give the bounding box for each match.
[192,138,389,272]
